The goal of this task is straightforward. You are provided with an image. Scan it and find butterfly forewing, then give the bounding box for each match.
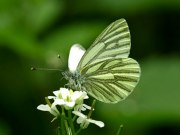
[78,19,131,69]
[81,58,140,103]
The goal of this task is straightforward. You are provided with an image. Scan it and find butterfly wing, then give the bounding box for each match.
[68,44,86,73]
[75,19,140,103]
[81,58,140,103]
[77,19,131,69]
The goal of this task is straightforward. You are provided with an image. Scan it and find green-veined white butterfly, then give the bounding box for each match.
[63,19,141,103]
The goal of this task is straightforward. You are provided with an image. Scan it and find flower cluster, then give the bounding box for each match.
[37,88,104,134]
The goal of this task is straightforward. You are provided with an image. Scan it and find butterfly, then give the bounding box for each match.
[63,19,141,103]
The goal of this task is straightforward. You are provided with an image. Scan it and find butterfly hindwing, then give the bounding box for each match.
[78,19,131,69]
[81,58,140,103]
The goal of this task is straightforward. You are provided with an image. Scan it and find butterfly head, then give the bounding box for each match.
[62,70,85,91]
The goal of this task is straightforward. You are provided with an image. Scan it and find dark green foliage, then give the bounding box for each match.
[0,0,180,135]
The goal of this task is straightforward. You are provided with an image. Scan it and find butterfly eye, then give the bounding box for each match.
[75,81,78,86]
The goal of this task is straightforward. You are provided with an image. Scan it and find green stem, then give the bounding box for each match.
[75,127,83,135]
[58,119,61,135]
[45,97,52,107]
[64,119,69,135]
[61,107,66,135]
[87,100,96,119]
[116,125,123,135]
[72,115,77,122]
[68,110,75,135]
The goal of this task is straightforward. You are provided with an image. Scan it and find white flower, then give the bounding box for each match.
[49,88,88,110]
[73,90,89,104]
[72,111,104,129]
[37,104,59,121]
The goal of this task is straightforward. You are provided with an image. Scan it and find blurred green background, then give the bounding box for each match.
[0,0,180,135]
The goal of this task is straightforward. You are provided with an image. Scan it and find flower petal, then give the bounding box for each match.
[53,90,61,97]
[72,111,86,118]
[50,106,59,116]
[37,104,51,112]
[77,116,85,124]
[71,91,82,100]
[64,102,75,110]
[82,104,92,110]
[88,119,105,128]
[37,104,59,117]
[48,96,55,99]
[53,99,65,106]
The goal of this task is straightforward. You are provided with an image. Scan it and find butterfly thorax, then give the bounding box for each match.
[62,70,85,91]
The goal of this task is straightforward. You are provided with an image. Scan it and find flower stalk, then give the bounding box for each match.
[60,106,66,135]
[68,110,75,134]
[116,125,123,135]
[87,99,96,119]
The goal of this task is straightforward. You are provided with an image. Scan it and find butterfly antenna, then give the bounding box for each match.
[57,54,64,64]
[31,67,63,72]
[31,54,64,72]
[57,54,61,59]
